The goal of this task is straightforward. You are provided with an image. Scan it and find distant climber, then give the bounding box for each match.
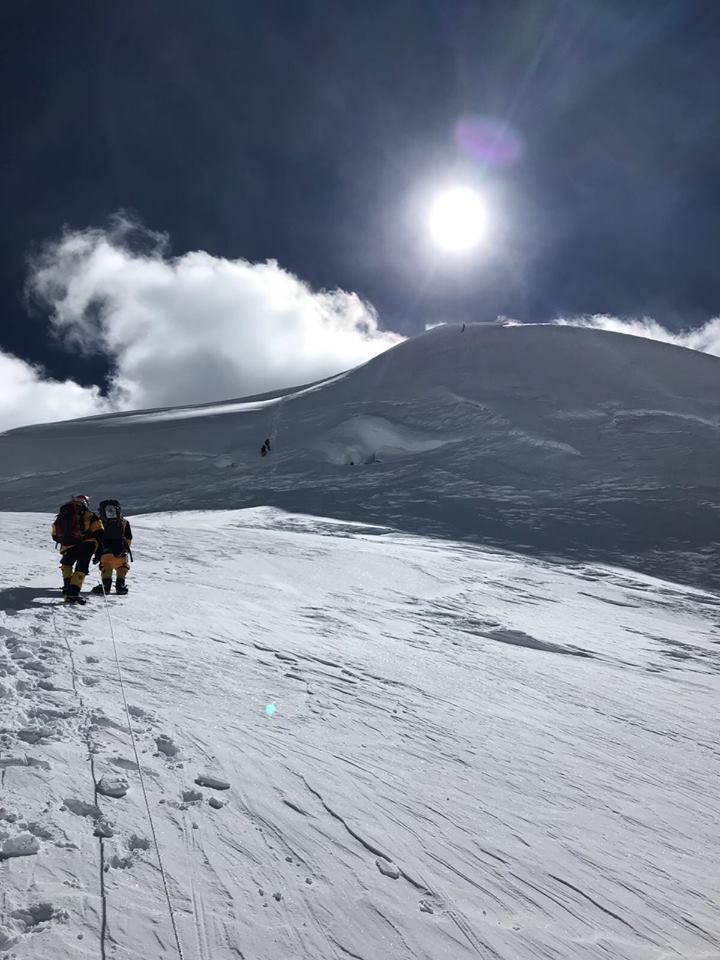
[91,499,133,595]
[52,495,103,604]
[461,323,466,333]
[260,437,272,457]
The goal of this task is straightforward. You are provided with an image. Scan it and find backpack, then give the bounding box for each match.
[55,500,85,544]
[99,499,126,550]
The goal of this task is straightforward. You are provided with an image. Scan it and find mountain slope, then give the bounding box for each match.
[2,324,720,584]
[1,509,719,959]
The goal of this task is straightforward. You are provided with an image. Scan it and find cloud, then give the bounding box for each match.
[8,218,720,434]
[0,352,109,433]
[19,216,401,423]
[552,314,720,357]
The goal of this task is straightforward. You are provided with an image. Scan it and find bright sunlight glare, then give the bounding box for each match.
[428,186,488,254]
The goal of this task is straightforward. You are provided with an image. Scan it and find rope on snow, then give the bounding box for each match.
[97,591,187,960]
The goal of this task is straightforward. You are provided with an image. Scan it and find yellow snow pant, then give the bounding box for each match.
[70,570,86,590]
[99,554,129,584]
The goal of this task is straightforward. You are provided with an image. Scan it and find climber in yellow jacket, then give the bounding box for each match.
[51,495,103,604]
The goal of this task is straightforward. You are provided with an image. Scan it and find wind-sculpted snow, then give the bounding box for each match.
[0,509,718,959]
[2,324,720,585]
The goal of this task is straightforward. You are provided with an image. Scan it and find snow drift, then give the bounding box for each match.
[2,323,719,584]
[1,509,718,959]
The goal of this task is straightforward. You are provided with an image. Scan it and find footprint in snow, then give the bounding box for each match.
[97,775,129,798]
[182,789,203,804]
[109,852,134,869]
[0,831,40,860]
[155,734,179,757]
[0,902,69,949]
[128,704,153,720]
[12,902,69,930]
[61,798,115,838]
[110,756,139,771]
[107,834,151,869]
[62,797,99,818]
[18,726,55,744]
[0,755,51,772]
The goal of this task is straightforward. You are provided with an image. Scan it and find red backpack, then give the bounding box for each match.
[55,500,85,544]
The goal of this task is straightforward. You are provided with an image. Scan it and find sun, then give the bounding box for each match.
[428,185,488,254]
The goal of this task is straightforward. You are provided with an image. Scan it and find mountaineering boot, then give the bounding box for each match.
[115,580,128,595]
[64,570,87,604]
[64,582,87,605]
[62,577,71,595]
[91,579,112,595]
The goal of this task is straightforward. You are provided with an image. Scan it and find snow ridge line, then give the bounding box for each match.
[52,608,108,960]
[97,590,187,960]
[301,778,497,958]
[300,777,428,892]
[546,873,636,931]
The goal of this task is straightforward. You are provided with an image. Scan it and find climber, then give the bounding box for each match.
[91,499,133,595]
[51,495,103,604]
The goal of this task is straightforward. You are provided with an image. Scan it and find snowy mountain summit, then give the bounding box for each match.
[2,322,720,583]
[1,324,719,959]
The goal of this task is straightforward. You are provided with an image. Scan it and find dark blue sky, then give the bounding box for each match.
[2,0,718,388]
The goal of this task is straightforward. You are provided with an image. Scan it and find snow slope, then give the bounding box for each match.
[2,324,720,586]
[1,509,719,959]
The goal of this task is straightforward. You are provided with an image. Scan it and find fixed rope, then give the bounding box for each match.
[52,608,108,960]
[98,589,187,960]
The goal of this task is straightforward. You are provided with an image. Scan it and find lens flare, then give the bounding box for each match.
[428,186,487,254]
[264,703,277,717]
[455,115,524,168]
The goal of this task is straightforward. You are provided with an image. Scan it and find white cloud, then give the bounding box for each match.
[7,218,720,434]
[0,352,109,433]
[17,217,401,425]
[552,314,720,357]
